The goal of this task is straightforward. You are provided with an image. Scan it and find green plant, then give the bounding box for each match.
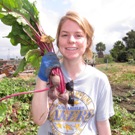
[0,0,66,103]
[110,104,135,135]
[0,78,39,134]
[104,54,114,63]
[95,57,104,64]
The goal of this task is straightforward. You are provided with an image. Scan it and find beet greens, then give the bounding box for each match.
[0,0,66,101]
[0,0,53,73]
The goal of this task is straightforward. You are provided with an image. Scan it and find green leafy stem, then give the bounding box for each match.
[0,0,55,74]
[0,0,66,101]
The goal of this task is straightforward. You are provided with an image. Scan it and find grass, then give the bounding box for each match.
[96,62,135,88]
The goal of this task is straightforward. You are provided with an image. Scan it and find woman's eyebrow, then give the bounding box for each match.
[61,30,84,34]
[61,31,68,33]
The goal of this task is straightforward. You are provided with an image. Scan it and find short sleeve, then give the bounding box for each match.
[96,75,115,121]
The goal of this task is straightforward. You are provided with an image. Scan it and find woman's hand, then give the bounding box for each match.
[38,52,60,81]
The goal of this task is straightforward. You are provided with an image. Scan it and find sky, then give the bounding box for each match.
[0,0,135,59]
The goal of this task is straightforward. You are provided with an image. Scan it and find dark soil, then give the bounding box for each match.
[111,83,135,114]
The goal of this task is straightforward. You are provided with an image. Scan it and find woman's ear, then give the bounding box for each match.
[87,38,92,47]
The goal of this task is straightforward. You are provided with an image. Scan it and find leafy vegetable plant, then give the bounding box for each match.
[0,0,66,101]
[0,78,38,134]
[0,0,54,73]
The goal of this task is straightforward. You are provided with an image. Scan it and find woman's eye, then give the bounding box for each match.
[61,34,68,37]
[76,34,83,38]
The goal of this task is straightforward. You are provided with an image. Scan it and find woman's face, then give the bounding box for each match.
[58,19,88,61]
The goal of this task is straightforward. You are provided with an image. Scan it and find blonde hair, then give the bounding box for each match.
[56,11,94,60]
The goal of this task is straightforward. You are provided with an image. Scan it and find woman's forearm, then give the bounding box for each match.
[97,119,112,135]
[31,77,49,125]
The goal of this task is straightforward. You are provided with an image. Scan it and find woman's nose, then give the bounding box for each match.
[68,35,76,43]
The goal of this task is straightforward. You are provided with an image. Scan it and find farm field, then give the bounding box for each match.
[0,62,135,135]
[96,62,135,113]
[96,62,135,135]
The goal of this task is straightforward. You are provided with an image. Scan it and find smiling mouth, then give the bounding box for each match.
[66,47,77,50]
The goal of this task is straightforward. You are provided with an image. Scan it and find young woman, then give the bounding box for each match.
[32,11,114,135]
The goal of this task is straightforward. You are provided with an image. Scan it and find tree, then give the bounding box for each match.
[110,41,125,61]
[127,48,135,60]
[117,51,128,62]
[122,30,135,49]
[96,42,106,58]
